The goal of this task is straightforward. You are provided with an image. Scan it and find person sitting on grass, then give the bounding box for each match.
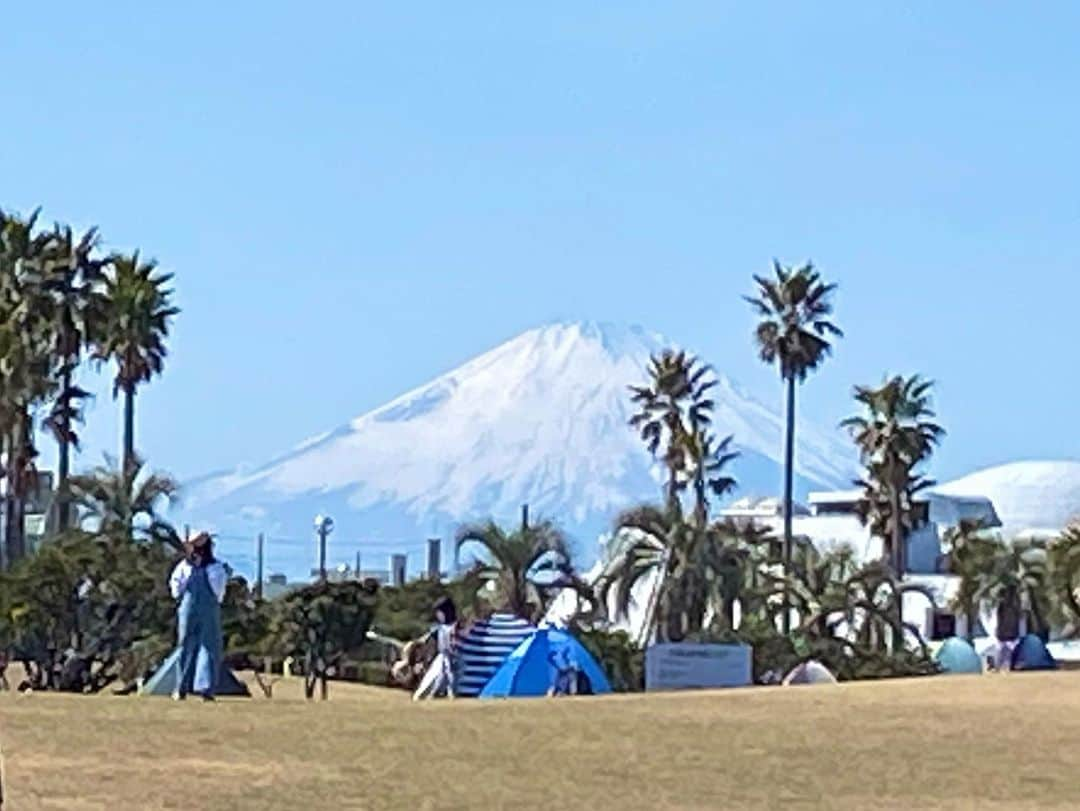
[548,645,592,697]
[168,532,229,701]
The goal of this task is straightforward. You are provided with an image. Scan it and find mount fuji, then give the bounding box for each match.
[182,321,858,580]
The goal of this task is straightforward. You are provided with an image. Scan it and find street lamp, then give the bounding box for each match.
[314,514,334,581]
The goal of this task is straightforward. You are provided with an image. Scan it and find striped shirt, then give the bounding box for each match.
[453,613,535,697]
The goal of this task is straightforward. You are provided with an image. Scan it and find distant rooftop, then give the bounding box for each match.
[721,496,810,518]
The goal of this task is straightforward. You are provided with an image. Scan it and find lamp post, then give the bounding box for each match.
[314,514,334,581]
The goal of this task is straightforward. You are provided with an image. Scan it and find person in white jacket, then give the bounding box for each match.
[168,533,229,701]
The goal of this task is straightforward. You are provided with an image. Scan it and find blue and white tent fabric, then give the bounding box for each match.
[934,636,983,675]
[480,627,612,698]
[454,613,535,697]
[140,648,250,697]
[1011,634,1058,671]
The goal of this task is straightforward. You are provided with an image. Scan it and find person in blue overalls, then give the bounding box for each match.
[168,532,229,701]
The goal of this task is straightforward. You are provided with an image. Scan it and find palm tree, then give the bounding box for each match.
[0,207,58,565]
[1048,524,1080,635]
[944,518,999,641]
[40,223,106,531]
[842,375,944,576]
[973,536,1049,641]
[629,350,714,518]
[843,375,943,651]
[746,261,842,633]
[65,455,181,549]
[92,251,178,475]
[454,519,577,621]
[760,542,860,640]
[683,430,738,530]
[598,506,755,643]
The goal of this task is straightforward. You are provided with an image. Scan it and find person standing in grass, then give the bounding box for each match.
[168,532,229,701]
[433,596,458,699]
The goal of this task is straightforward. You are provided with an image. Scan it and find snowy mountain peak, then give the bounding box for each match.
[184,320,857,578]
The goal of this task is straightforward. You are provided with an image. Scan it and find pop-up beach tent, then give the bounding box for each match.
[1010,634,1058,671]
[781,660,837,686]
[140,648,250,697]
[934,636,983,675]
[479,627,611,698]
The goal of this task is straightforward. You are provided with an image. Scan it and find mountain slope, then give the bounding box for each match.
[183,321,857,579]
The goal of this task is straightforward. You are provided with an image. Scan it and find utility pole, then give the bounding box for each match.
[183,525,190,543]
[521,503,529,531]
[355,550,361,581]
[255,533,264,599]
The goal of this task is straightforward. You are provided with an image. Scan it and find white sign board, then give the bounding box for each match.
[645,643,753,691]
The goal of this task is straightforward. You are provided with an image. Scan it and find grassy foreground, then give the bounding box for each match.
[2,672,1079,810]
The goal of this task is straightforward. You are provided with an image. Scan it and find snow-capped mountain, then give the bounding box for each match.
[183,321,858,580]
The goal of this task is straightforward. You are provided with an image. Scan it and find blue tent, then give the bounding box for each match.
[934,637,983,675]
[480,627,611,698]
[140,648,250,697]
[1010,634,1058,671]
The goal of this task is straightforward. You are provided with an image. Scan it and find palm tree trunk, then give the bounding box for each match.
[57,368,72,532]
[1,432,11,570]
[781,374,796,635]
[122,384,136,475]
[4,418,29,565]
[666,466,680,518]
[890,485,904,651]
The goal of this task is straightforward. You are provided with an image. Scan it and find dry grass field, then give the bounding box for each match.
[2,671,1079,810]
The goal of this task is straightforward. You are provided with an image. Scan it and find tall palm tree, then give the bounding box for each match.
[92,251,178,475]
[843,375,943,651]
[944,518,999,641]
[0,207,57,565]
[66,455,181,549]
[1048,525,1080,635]
[629,350,714,518]
[745,261,842,633]
[842,375,944,576]
[454,519,576,621]
[40,223,106,531]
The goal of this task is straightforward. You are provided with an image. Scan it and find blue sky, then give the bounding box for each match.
[2,3,1079,491]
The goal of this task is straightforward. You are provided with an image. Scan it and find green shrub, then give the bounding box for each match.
[577,628,643,692]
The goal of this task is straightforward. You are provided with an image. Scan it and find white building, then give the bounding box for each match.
[721,489,999,575]
[554,461,1080,646]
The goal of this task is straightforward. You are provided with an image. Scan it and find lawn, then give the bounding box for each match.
[2,672,1079,810]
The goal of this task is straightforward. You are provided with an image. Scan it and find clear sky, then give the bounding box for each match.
[2,3,1078,489]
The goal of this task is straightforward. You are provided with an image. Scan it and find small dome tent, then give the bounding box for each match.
[934,637,983,675]
[782,660,837,686]
[141,649,250,697]
[1010,634,1058,671]
[480,627,612,698]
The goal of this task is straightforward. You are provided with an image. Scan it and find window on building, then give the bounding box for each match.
[813,501,860,516]
[930,610,956,641]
